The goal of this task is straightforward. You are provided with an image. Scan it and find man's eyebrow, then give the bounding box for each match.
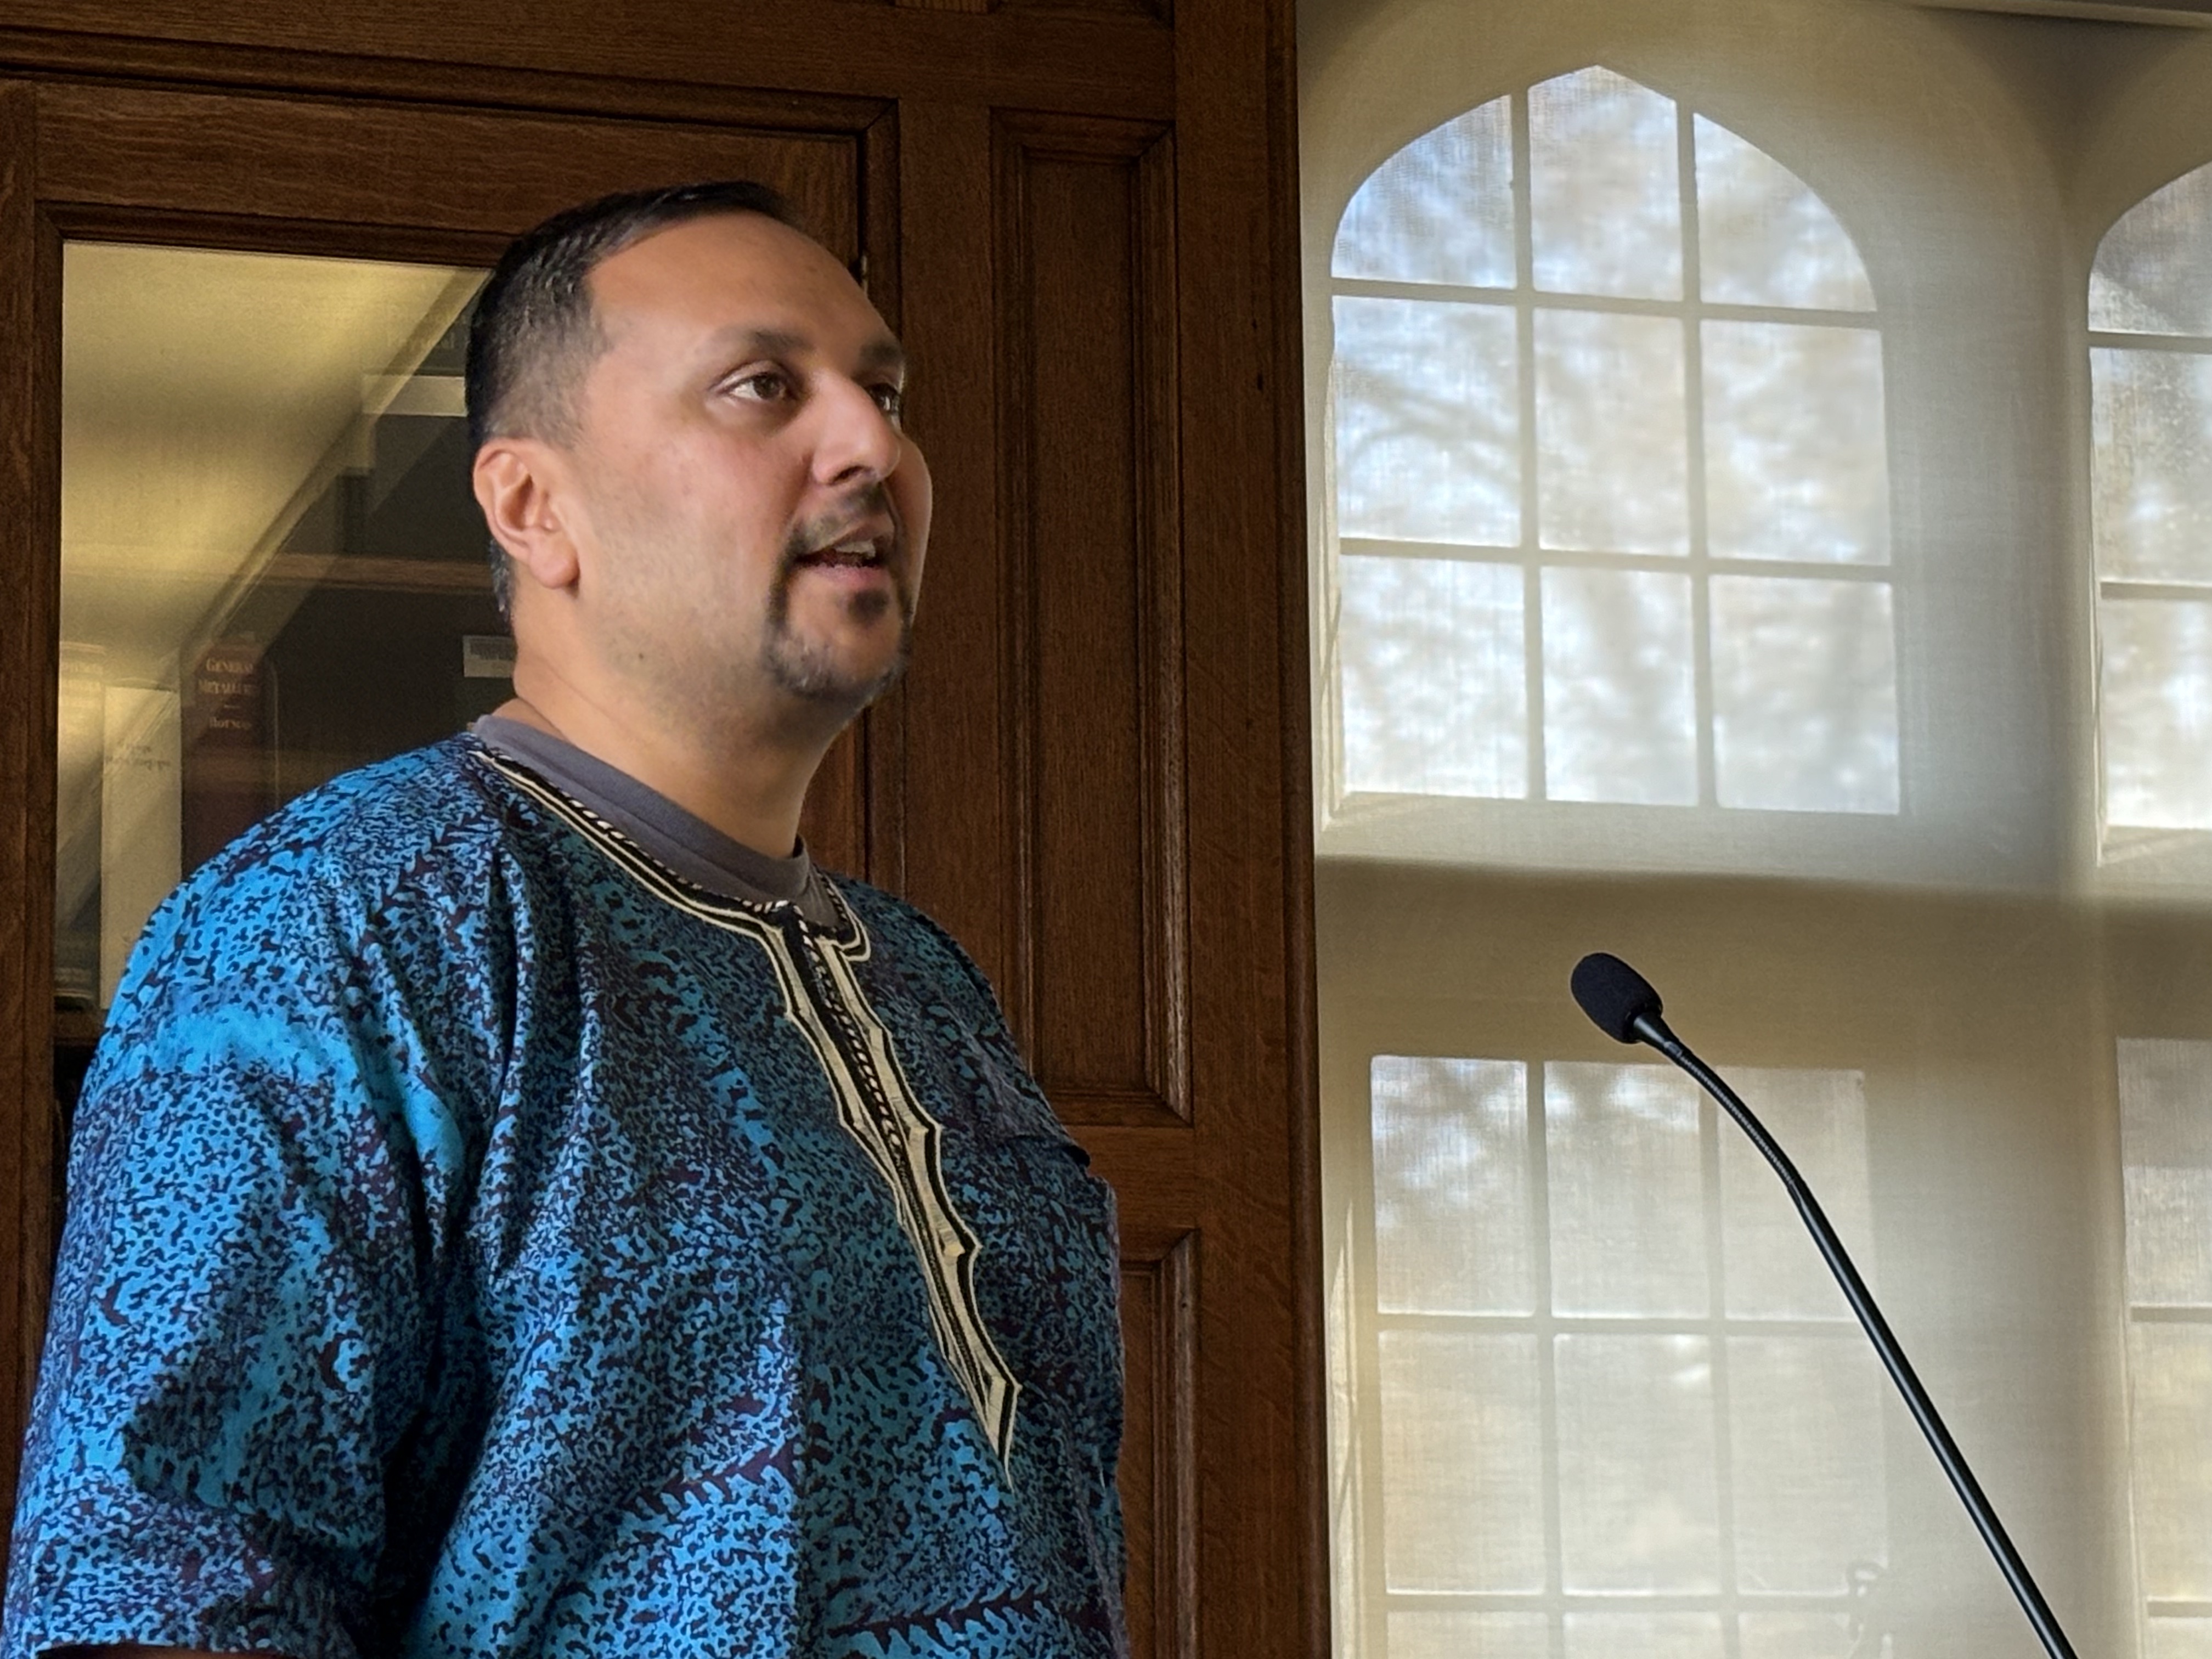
[703,326,906,379]
[858,337,907,377]
[708,326,810,360]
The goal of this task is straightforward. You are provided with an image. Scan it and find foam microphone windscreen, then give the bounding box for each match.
[1571,951,1664,1043]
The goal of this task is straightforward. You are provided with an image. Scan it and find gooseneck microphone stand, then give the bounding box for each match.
[1569,952,2080,1659]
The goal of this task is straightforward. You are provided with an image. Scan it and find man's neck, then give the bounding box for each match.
[492,690,825,860]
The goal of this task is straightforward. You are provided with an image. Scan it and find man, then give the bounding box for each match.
[3,182,1127,1658]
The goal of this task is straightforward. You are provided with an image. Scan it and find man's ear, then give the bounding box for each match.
[473,437,583,596]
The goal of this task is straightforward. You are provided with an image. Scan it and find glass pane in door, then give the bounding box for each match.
[56,243,495,1058]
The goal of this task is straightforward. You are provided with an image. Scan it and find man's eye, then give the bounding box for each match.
[731,370,795,403]
[870,384,906,422]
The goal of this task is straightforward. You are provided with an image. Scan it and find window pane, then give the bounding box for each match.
[1335,296,1521,547]
[1556,1334,1721,1592]
[1380,1331,1545,1592]
[1703,321,1888,565]
[2119,1039,2212,1308]
[1710,576,1899,816]
[1729,1335,1887,1594]
[1545,1062,1707,1317]
[2091,162,2212,336]
[1542,567,1697,806]
[1737,1613,1861,1659]
[2129,1322,2212,1599]
[1334,99,1517,289]
[1694,116,1873,313]
[1564,1613,1723,1659]
[1340,555,1527,799]
[1530,67,1681,302]
[2092,347,2212,585]
[2101,596,2212,831]
[1372,1056,1534,1313]
[1536,309,1690,555]
[1721,1068,1875,1319]
[58,242,491,1013]
[1387,1612,1551,1659]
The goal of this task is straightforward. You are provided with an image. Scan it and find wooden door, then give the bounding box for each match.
[0,8,1320,1655]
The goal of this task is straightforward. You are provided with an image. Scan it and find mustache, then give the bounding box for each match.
[780,483,900,569]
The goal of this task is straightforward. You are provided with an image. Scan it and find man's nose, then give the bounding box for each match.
[811,375,903,486]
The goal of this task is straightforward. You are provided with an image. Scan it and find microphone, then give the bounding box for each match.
[1570,952,2078,1659]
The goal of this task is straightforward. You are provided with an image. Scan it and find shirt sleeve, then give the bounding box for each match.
[3,853,459,1659]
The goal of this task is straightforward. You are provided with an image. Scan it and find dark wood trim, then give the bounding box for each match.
[1262,0,1330,1635]
[0,23,890,134]
[0,2,1173,122]
[1171,0,1321,1643]
[0,79,63,1551]
[35,81,864,257]
[47,203,515,268]
[1135,123,1191,1130]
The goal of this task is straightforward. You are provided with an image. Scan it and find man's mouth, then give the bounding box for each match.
[794,534,888,571]
[791,499,898,574]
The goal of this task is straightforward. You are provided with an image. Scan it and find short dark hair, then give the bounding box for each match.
[465,179,803,616]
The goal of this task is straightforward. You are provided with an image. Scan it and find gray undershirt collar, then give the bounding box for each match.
[471,715,837,928]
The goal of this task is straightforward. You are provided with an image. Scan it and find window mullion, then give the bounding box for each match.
[1679,102,1717,812]
[1528,1059,1566,1658]
[1352,1060,1393,1659]
[1513,87,1545,807]
[1701,1090,1745,1657]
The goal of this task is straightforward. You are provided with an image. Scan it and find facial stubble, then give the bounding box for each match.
[761,526,914,716]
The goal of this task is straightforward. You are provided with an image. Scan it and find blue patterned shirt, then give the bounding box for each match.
[4,737,1126,1658]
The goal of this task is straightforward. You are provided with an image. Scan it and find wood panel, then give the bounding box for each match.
[1119,1227,1198,1659]
[35,83,862,258]
[0,2,1175,120]
[996,112,1189,1126]
[890,99,1006,963]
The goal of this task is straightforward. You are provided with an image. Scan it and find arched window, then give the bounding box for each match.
[2091,160,2212,840]
[1327,67,1894,821]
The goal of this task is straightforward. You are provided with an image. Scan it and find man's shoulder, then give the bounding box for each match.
[103,738,524,1044]
[136,738,526,984]
[194,736,511,902]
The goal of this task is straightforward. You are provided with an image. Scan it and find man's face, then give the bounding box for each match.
[555,211,929,730]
